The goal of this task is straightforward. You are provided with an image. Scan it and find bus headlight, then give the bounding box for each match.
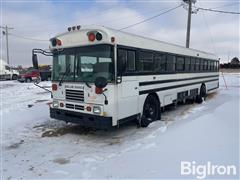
[53,101,59,108]
[93,106,101,115]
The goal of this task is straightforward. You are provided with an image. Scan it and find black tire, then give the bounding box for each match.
[196,84,207,104]
[33,77,41,83]
[12,74,18,80]
[141,94,160,127]
[25,78,32,83]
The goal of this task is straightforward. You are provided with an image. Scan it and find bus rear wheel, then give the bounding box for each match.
[140,94,159,127]
[196,84,207,104]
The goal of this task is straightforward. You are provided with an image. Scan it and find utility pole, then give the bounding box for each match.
[183,0,196,48]
[0,25,14,64]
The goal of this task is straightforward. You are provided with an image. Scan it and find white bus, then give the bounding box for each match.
[32,25,219,129]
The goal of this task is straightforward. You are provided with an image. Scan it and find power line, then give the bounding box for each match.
[96,6,177,26]
[212,2,240,9]
[200,10,217,55]
[197,7,240,15]
[9,33,49,42]
[119,4,182,31]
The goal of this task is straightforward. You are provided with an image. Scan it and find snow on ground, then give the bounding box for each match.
[0,74,239,179]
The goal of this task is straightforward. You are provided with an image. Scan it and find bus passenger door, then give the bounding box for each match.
[117,48,139,120]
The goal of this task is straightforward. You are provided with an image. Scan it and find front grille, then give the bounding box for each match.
[66,89,84,102]
[65,103,84,111]
[75,105,84,110]
[66,103,74,109]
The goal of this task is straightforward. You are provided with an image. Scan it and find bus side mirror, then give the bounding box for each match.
[32,53,39,69]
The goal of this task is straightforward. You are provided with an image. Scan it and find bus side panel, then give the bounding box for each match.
[206,79,219,92]
[117,76,139,120]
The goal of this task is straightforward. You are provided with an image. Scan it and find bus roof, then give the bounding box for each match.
[51,25,218,60]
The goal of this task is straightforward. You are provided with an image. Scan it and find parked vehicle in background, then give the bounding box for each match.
[18,65,51,82]
[0,59,19,80]
[18,68,41,82]
[38,65,52,81]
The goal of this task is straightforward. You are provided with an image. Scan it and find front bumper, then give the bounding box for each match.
[50,108,113,129]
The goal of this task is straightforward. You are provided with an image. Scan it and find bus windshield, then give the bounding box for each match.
[52,44,114,83]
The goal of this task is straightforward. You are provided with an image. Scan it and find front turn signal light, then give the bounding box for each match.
[52,84,57,91]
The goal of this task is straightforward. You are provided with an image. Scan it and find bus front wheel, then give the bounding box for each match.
[140,94,160,127]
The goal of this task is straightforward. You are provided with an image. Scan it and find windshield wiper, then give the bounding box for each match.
[59,64,71,86]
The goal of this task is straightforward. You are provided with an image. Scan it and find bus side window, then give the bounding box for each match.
[139,51,154,72]
[210,61,214,71]
[195,58,200,71]
[190,57,195,71]
[203,60,205,71]
[127,50,136,71]
[202,59,205,71]
[185,57,190,72]
[208,60,211,71]
[166,55,175,72]
[199,59,203,71]
[154,53,166,72]
[204,60,208,71]
[117,48,136,74]
[117,49,127,75]
[214,61,218,71]
[176,56,185,72]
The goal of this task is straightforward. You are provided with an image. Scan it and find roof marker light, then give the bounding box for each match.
[77,25,81,30]
[51,38,57,46]
[67,27,71,32]
[96,32,102,41]
[111,37,115,43]
[56,39,62,46]
[88,32,95,41]
[72,26,76,31]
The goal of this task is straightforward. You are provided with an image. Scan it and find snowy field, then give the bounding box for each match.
[1,74,239,179]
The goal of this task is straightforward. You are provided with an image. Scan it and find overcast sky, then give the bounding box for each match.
[0,0,239,67]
